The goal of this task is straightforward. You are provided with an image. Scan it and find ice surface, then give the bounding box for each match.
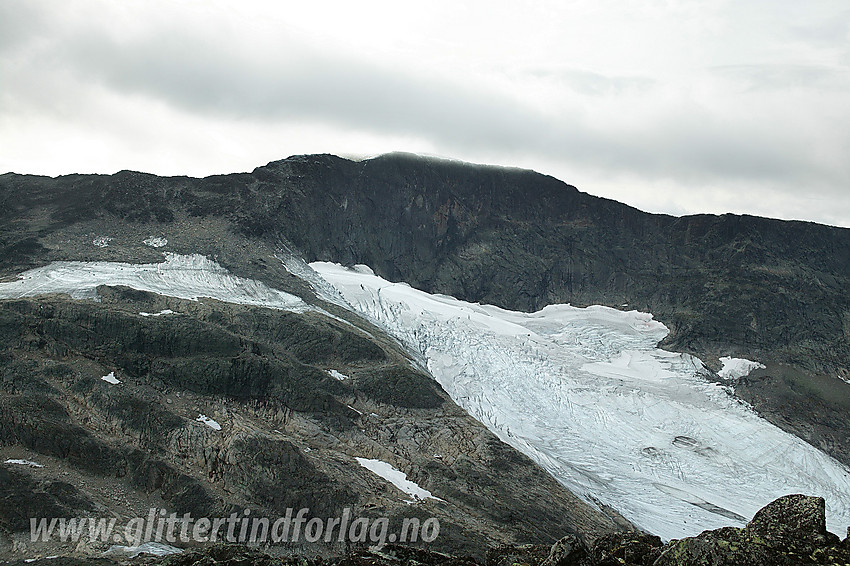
[101,372,121,385]
[196,414,221,430]
[355,457,441,501]
[719,356,766,380]
[4,459,43,468]
[0,254,311,313]
[312,261,850,540]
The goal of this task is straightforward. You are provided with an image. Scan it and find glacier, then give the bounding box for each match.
[310,261,850,540]
[0,254,311,313]
[3,252,849,540]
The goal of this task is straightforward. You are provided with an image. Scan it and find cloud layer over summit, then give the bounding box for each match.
[2,1,849,226]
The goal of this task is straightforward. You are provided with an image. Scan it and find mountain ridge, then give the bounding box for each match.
[1,152,849,560]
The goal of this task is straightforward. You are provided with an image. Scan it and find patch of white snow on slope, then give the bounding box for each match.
[327,369,349,381]
[311,261,850,540]
[103,542,182,558]
[101,371,121,385]
[718,357,766,380]
[275,249,351,309]
[196,414,222,430]
[356,457,442,502]
[0,254,311,313]
[5,459,43,468]
[143,237,168,248]
[140,309,175,317]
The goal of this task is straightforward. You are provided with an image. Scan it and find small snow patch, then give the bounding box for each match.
[92,236,113,248]
[327,369,349,381]
[355,457,442,502]
[196,414,222,430]
[347,405,363,416]
[101,371,120,385]
[5,459,43,468]
[143,237,168,248]
[718,357,766,380]
[103,542,182,558]
[140,309,174,317]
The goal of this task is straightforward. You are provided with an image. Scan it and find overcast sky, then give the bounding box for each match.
[2,1,849,227]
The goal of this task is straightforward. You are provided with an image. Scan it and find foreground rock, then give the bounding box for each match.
[655,494,850,565]
[152,495,844,566]
[6,494,840,566]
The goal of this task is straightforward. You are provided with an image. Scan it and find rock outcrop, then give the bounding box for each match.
[655,495,849,565]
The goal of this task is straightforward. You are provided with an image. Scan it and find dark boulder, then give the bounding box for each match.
[655,494,850,566]
[539,534,590,566]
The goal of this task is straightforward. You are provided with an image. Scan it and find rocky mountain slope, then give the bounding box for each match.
[0,241,626,560]
[1,152,849,560]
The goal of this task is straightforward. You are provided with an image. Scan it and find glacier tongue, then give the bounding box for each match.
[310,261,850,540]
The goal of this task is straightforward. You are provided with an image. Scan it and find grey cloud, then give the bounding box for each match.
[527,68,656,96]
[711,63,850,92]
[4,9,849,213]
[48,26,579,154]
[789,10,850,48]
[0,0,48,53]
